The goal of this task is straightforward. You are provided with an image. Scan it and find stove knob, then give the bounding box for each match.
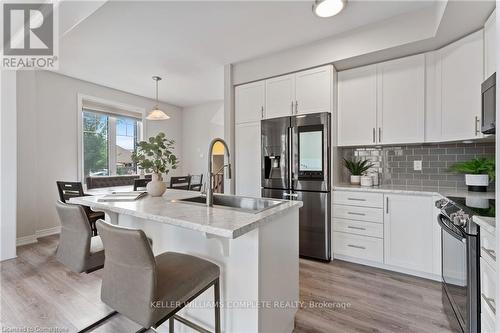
[435,198,449,209]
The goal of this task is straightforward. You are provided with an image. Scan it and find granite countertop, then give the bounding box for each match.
[473,215,496,233]
[70,189,302,239]
[333,184,496,199]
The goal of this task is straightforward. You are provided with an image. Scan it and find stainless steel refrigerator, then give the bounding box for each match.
[261,112,331,261]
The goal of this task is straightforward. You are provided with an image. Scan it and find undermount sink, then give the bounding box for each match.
[176,194,284,214]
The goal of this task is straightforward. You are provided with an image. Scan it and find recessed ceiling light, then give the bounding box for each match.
[313,0,347,18]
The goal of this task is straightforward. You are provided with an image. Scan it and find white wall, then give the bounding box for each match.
[1,71,18,260]
[181,101,224,177]
[16,70,183,240]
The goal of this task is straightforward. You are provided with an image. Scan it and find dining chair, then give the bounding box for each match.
[56,181,104,236]
[189,174,204,191]
[169,176,191,190]
[134,178,151,191]
[95,220,221,333]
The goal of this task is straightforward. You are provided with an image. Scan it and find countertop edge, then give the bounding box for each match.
[70,196,302,239]
[472,215,496,233]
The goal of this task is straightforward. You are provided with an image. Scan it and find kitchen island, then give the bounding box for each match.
[70,189,302,333]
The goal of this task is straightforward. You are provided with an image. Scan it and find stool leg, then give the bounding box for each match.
[169,317,174,333]
[214,279,220,333]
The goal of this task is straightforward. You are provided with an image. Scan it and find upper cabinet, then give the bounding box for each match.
[236,65,333,123]
[338,30,485,146]
[377,54,425,145]
[235,81,265,124]
[438,30,484,141]
[265,74,295,119]
[338,65,377,146]
[265,65,333,119]
[337,54,425,146]
[294,66,333,115]
[484,9,496,79]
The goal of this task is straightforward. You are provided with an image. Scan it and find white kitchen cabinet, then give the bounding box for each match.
[265,74,295,119]
[484,9,496,79]
[384,194,434,274]
[235,81,265,124]
[295,66,332,115]
[438,30,484,141]
[377,54,425,144]
[337,65,377,146]
[265,65,333,119]
[235,122,261,197]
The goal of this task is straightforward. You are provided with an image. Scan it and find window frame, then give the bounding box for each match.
[77,94,146,183]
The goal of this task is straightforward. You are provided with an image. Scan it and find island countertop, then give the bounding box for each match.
[70,189,302,239]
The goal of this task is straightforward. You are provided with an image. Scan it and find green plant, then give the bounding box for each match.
[449,157,495,182]
[343,158,374,176]
[131,132,179,175]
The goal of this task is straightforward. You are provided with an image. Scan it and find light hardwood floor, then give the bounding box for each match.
[1,235,454,332]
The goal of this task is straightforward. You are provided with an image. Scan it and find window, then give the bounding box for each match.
[82,109,142,178]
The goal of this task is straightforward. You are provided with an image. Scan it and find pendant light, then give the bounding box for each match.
[146,76,170,120]
[313,0,346,18]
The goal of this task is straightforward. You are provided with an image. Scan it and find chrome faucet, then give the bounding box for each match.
[207,138,232,207]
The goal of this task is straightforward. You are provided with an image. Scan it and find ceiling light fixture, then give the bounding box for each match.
[313,0,346,18]
[146,76,170,121]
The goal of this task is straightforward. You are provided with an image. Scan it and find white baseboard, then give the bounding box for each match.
[16,235,37,246]
[16,226,61,247]
[35,226,61,238]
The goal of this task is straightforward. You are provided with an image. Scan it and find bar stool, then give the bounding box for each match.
[96,220,221,333]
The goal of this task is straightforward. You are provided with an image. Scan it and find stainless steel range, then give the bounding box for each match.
[435,196,493,333]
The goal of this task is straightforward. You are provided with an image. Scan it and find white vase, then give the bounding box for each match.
[350,175,361,185]
[465,174,489,192]
[360,176,373,187]
[146,173,167,197]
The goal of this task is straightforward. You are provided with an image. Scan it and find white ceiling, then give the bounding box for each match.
[57,0,438,107]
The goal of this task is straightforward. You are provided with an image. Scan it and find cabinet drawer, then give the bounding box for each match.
[333,204,383,223]
[481,228,497,270]
[333,191,383,208]
[333,232,383,263]
[480,257,497,319]
[333,218,383,238]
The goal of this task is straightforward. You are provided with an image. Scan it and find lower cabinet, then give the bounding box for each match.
[333,190,441,280]
[235,122,261,197]
[384,194,434,274]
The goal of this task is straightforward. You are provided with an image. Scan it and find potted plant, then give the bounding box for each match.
[131,132,179,196]
[449,157,495,192]
[343,158,374,185]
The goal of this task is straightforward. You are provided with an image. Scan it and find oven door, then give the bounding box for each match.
[439,214,468,332]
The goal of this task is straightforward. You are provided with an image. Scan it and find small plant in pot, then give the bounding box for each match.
[343,158,374,185]
[449,157,495,192]
[131,132,179,197]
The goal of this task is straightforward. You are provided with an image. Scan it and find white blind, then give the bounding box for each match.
[82,99,143,120]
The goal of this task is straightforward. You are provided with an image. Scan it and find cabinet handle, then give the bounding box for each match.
[291,101,294,115]
[347,197,366,201]
[347,212,366,216]
[481,246,497,261]
[347,226,366,231]
[295,101,298,114]
[481,293,496,314]
[261,106,264,119]
[475,116,480,136]
[378,128,382,143]
[386,197,389,214]
[372,128,376,143]
[348,244,366,250]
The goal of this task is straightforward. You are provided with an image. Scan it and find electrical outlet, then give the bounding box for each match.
[414,160,422,171]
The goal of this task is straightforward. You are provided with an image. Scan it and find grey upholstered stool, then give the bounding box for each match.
[55,200,105,273]
[96,220,221,333]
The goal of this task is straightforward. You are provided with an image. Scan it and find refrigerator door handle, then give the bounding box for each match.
[288,126,293,189]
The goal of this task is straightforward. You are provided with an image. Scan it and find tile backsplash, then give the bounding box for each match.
[340,142,495,189]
